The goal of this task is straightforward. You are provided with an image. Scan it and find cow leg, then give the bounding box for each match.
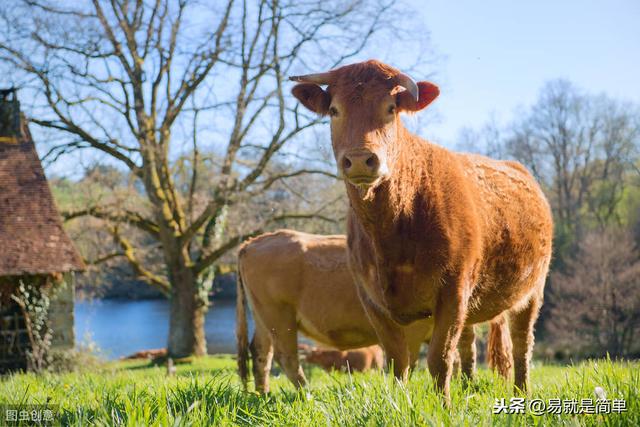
[404,319,431,372]
[261,306,307,389]
[362,300,410,381]
[408,339,423,372]
[250,322,274,394]
[406,333,423,378]
[427,283,467,401]
[487,315,513,379]
[508,294,542,393]
[458,325,476,380]
[274,342,306,389]
[451,348,461,376]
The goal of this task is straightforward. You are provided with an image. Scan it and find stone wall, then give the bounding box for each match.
[49,273,75,350]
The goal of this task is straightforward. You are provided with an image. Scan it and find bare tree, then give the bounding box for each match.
[455,114,506,159]
[505,80,640,257]
[547,227,640,358]
[52,167,165,300]
[461,81,640,262]
[0,0,414,356]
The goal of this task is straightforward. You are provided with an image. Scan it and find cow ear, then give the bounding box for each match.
[292,83,331,115]
[396,81,439,112]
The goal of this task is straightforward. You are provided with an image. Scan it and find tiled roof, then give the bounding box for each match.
[0,114,85,276]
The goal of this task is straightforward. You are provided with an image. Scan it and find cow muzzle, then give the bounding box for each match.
[340,150,383,185]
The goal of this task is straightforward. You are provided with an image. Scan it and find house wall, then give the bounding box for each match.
[0,273,75,372]
[49,273,75,350]
[0,279,29,372]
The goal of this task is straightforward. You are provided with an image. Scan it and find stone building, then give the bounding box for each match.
[0,89,85,372]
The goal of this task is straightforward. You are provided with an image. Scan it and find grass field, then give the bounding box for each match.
[0,356,637,426]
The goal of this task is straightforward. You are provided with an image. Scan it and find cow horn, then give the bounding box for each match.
[289,71,333,85]
[395,72,419,101]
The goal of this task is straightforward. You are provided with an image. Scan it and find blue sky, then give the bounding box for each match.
[28,1,640,176]
[407,0,640,145]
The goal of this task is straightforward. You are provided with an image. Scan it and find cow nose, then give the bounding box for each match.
[341,151,380,182]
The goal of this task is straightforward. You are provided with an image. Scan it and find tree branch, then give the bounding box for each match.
[179,195,226,248]
[84,252,125,265]
[111,227,171,296]
[62,206,160,238]
[255,168,338,191]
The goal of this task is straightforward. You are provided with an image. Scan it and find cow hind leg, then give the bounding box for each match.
[250,323,274,394]
[458,325,476,380]
[262,306,307,389]
[508,293,542,393]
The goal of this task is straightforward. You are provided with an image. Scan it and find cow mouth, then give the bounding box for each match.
[347,175,386,200]
[347,175,379,186]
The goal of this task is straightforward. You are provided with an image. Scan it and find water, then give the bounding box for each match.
[75,299,245,359]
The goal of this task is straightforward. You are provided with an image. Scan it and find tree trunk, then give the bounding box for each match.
[167,266,208,357]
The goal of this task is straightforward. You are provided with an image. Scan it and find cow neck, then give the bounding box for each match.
[345,125,438,242]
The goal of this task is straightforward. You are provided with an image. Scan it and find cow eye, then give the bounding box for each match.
[388,104,396,114]
[329,106,339,117]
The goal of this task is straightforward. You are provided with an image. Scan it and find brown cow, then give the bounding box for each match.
[290,60,553,399]
[236,230,512,393]
[302,344,474,376]
[122,348,167,360]
[304,345,384,373]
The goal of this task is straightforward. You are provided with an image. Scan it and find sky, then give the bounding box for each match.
[407,0,640,145]
[21,0,640,176]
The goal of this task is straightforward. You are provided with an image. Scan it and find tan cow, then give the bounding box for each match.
[236,230,512,393]
[304,345,384,373]
[290,60,553,400]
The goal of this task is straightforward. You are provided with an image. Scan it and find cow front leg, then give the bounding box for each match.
[458,325,476,380]
[487,314,513,379]
[408,339,423,372]
[427,282,467,402]
[404,317,433,372]
[508,294,542,393]
[361,299,410,381]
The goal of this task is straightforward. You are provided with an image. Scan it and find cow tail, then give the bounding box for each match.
[487,314,513,379]
[236,258,250,390]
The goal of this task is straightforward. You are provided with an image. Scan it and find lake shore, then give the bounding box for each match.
[75,299,244,359]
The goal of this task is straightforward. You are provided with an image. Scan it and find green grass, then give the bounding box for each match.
[0,356,637,426]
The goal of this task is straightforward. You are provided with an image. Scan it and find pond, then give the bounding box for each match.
[74,299,248,359]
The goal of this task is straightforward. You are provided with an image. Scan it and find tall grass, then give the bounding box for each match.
[0,356,637,426]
